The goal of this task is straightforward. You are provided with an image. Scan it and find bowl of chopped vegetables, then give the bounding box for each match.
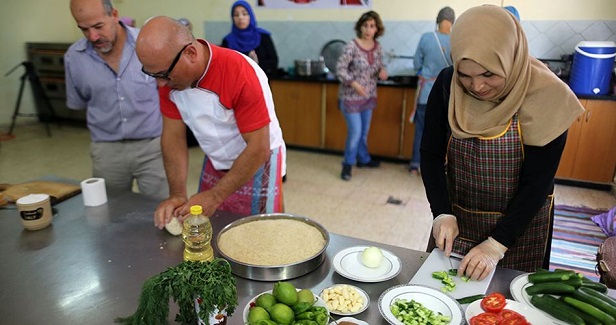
[378,284,464,325]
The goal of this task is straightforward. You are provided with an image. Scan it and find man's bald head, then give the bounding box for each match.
[136,16,194,65]
[137,16,201,90]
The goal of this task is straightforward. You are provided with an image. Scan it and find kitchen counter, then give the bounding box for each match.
[270,74,419,88]
[0,189,526,324]
[269,74,616,101]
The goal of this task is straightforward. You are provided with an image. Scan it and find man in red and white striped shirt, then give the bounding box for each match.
[136,16,286,228]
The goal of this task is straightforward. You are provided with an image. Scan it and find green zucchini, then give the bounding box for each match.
[525,282,576,296]
[572,288,616,319]
[528,270,576,283]
[456,294,485,304]
[580,287,616,309]
[530,295,585,325]
[563,296,616,325]
[561,278,584,288]
[581,281,609,293]
[545,295,602,325]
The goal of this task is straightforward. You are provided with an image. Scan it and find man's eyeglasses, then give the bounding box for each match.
[141,43,192,80]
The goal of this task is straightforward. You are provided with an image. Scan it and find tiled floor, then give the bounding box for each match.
[2,122,615,251]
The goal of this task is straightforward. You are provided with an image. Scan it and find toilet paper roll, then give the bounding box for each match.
[80,178,108,207]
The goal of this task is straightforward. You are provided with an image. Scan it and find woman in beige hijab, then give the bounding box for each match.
[421,5,583,280]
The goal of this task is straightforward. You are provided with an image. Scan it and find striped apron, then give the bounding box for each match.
[447,114,553,272]
[198,146,284,216]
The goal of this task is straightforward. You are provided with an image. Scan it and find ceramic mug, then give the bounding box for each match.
[16,193,52,231]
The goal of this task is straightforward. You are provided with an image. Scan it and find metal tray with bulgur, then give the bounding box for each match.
[216,213,330,281]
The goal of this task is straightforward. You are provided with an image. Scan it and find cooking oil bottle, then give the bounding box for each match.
[182,205,213,262]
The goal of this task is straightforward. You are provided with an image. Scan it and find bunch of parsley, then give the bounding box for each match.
[115,258,237,325]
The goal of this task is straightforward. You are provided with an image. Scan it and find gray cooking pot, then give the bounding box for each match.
[295,58,327,76]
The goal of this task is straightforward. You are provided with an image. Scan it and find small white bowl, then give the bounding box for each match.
[319,284,370,316]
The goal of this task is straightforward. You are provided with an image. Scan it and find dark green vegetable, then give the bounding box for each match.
[456,294,485,304]
[580,287,616,308]
[530,295,585,325]
[448,269,458,276]
[528,270,576,283]
[581,281,609,293]
[525,282,576,296]
[561,278,584,288]
[548,295,602,325]
[292,302,314,315]
[115,258,237,325]
[571,288,616,319]
[563,296,616,325]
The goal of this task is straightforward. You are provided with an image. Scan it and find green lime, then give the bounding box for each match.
[297,289,315,305]
[255,293,277,310]
[247,306,270,324]
[273,281,298,306]
[269,303,295,325]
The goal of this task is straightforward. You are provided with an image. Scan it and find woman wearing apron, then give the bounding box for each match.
[421,5,584,280]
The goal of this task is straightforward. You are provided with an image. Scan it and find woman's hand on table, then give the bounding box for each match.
[154,196,187,229]
[432,214,458,256]
[458,237,507,281]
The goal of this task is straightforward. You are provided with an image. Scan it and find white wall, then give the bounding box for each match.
[0,0,614,127]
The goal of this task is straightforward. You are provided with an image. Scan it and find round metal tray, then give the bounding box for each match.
[216,213,329,281]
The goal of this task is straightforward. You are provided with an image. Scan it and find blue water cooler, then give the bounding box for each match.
[568,41,616,95]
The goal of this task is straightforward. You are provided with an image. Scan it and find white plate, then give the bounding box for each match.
[319,284,370,316]
[329,316,369,325]
[333,246,402,282]
[510,274,567,325]
[378,284,464,325]
[242,289,329,323]
[466,298,553,324]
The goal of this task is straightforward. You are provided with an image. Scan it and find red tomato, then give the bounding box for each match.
[481,293,507,313]
[500,316,530,325]
[470,312,502,325]
[499,309,524,320]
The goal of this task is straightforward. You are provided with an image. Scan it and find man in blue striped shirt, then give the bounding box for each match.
[65,0,168,199]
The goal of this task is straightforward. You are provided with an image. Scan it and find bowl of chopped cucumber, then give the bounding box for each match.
[378,284,464,325]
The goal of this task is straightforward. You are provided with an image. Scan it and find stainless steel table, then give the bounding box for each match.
[0,190,523,324]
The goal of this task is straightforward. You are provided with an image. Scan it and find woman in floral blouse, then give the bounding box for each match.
[336,10,388,181]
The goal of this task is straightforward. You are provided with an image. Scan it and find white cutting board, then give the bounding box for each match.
[408,248,495,300]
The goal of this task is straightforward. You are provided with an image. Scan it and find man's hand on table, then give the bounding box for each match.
[174,190,224,219]
[154,196,187,229]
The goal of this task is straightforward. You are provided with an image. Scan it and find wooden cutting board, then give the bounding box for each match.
[0,181,81,205]
[408,248,496,300]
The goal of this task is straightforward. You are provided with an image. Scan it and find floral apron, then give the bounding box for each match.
[447,114,553,272]
[199,146,284,216]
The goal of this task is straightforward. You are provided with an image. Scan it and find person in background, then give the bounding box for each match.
[336,11,388,181]
[135,16,286,227]
[178,17,193,31]
[503,5,521,21]
[65,0,168,199]
[421,5,584,279]
[408,7,455,175]
[119,16,135,27]
[222,0,279,76]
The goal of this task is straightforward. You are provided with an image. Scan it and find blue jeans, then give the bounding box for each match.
[341,105,373,166]
[409,104,426,170]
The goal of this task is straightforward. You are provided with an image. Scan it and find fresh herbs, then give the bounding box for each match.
[115,258,238,325]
